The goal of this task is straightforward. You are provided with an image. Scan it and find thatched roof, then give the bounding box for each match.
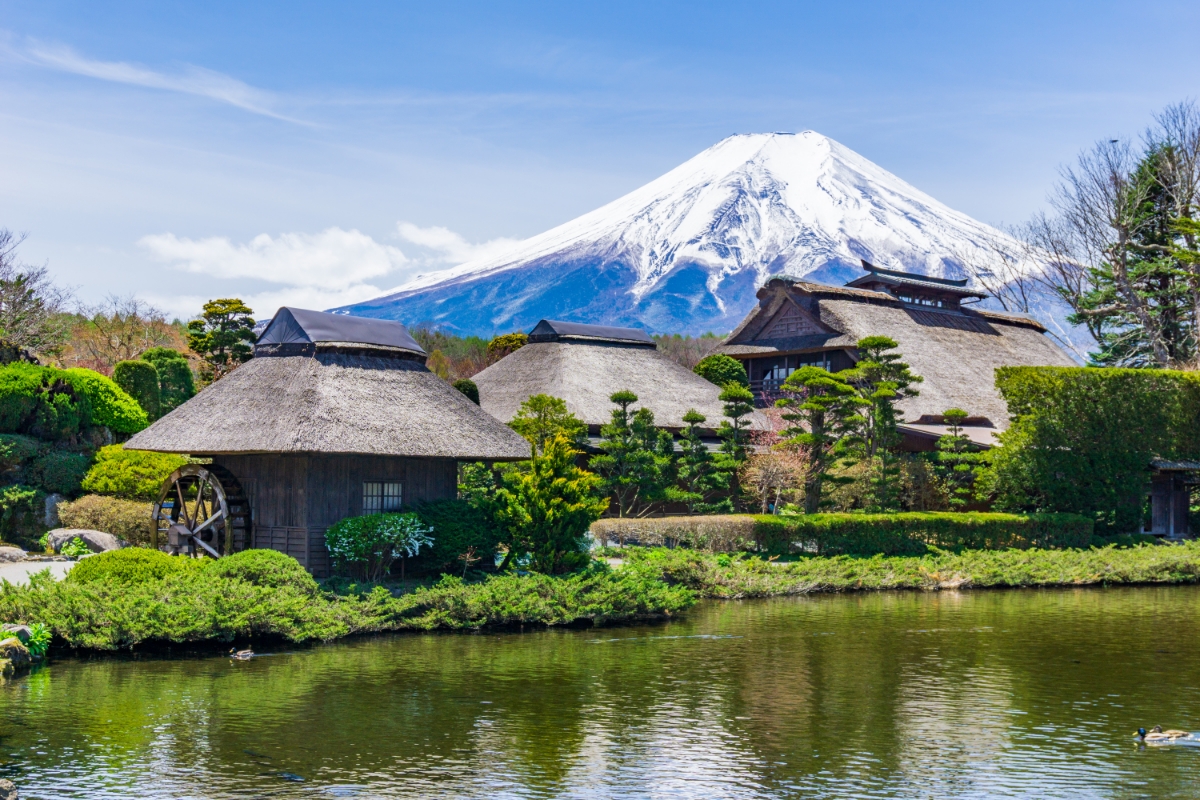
[473,322,766,431]
[717,276,1077,429]
[126,308,529,459]
[528,319,655,346]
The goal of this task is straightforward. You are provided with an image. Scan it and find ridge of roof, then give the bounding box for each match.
[256,308,426,356]
[528,319,655,346]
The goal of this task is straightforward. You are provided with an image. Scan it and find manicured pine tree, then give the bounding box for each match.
[186,299,256,382]
[671,409,732,514]
[933,408,980,508]
[590,390,673,517]
[840,336,922,512]
[714,383,755,510]
[777,365,862,514]
[493,433,608,574]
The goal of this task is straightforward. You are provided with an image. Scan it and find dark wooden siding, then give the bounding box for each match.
[214,454,458,577]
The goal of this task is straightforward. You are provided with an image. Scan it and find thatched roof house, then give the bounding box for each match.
[716,263,1077,448]
[127,307,528,575]
[473,319,765,434]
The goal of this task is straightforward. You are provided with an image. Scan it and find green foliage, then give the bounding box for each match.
[68,547,203,585]
[672,409,731,514]
[715,383,755,477]
[62,368,148,434]
[487,332,528,359]
[0,552,693,650]
[981,366,1200,533]
[932,409,983,508]
[0,434,42,476]
[26,450,90,495]
[509,393,587,453]
[591,391,675,517]
[186,299,256,380]
[81,444,189,500]
[205,548,320,593]
[412,498,502,576]
[0,484,42,546]
[56,495,154,545]
[325,513,434,581]
[24,622,50,657]
[839,337,922,512]
[140,347,195,414]
[622,542,1200,598]
[452,378,480,404]
[494,434,608,574]
[112,360,161,420]
[693,354,749,388]
[778,365,862,513]
[60,537,90,558]
[0,362,88,439]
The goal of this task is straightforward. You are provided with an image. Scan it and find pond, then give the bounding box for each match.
[2,586,1200,798]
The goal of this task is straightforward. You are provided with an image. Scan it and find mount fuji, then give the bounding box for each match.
[339,131,1029,336]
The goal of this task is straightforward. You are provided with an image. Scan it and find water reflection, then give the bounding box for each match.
[2,586,1200,798]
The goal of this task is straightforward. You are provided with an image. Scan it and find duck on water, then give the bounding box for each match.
[1135,726,1195,744]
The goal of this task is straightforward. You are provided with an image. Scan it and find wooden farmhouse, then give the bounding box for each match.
[125,307,529,576]
[716,262,1077,449]
[472,319,766,444]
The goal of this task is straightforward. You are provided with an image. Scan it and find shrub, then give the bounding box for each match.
[57,495,153,545]
[325,513,433,581]
[141,348,195,414]
[452,378,480,404]
[27,451,91,495]
[0,363,88,440]
[981,367,1200,534]
[413,498,502,575]
[204,548,320,593]
[595,512,1094,555]
[0,485,43,547]
[0,434,42,476]
[63,368,149,435]
[113,360,161,420]
[693,354,749,388]
[487,332,528,359]
[25,622,50,658]
[68,548,202,585]
[81,444,188,500]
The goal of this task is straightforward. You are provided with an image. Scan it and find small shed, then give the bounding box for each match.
[125,307,529,576]
[1148,459,1199,540]
[471,319,766,440]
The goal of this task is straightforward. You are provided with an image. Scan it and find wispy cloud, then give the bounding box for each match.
[396,221,523,265]
[16,39,306,123]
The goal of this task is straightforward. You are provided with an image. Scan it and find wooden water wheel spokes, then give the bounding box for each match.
[153,465,251,557]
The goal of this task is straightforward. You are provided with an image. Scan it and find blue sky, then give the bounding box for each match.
[1,0,1197,319]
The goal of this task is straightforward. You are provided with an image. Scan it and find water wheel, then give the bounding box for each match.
[152,464,251,557]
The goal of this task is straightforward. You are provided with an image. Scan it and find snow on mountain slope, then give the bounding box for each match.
[340,132,1030,335]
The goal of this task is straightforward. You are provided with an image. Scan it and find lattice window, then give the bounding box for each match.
[763,304,819,338]
[363,482,403,514]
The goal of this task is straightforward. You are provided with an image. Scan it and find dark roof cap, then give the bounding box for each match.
[847,261,986,299]
[527,319,655,346]
[255,308,426,356]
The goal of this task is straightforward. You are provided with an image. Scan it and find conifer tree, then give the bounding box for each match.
[777,365,862,513]
[509,393,587,453]
[933,408,980,508]
[590,390,674,517]
[186,299,256,381]
[712,383,755,510]
[672,409,732,514]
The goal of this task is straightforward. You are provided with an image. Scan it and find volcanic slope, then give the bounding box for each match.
[341,131,1025,335]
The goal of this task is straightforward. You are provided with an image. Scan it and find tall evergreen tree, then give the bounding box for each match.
[841,336,922,512]
[590,390,673,517]
[186,299,256,381]
[932,408,981,508]
[671,409,732,514]
[777,365,862,513]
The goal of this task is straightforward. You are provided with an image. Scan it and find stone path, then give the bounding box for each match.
[0,561,73,585]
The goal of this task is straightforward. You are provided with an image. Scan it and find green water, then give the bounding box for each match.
[3,586,1200,798]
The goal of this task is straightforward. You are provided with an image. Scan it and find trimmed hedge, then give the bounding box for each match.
[0,363,148,438]
[81,444,188,500]
[593,512,1094,555]
[63,369,148,434]
[68,547,203,585]
[113,360,161,420]
[57,494,153,545]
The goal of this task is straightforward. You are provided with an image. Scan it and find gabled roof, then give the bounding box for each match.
[527,319,655,347]
[256,307,426,357]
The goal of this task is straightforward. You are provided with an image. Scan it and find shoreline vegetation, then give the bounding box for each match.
[4,543,1200,652]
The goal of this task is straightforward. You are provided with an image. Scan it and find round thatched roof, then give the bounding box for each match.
[126,352,530,460]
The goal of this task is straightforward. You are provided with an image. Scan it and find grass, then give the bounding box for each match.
[617,542,1200,598]
[0,550,695,651]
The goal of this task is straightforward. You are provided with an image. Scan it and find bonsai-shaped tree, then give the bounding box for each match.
[693,354,749,388]
[590,390,674,517]
[713,383,756,511]
[186,299,256,382]
[777,365,863,513]
[493,433,607,574]
[509,393,587,454]
[840,336,922,512]
[934,408,981,508]
[672,409,731,514]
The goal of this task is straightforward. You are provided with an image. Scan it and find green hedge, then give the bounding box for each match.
[984,367,1200,534]
[595,512,1094,555]
[63,369,148,434]
[0,364,148,439]
[113,360,161,420]
[81,444,188,500]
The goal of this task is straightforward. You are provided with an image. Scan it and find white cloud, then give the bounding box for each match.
[396,221,523,265]
[139,228,406,290]
[17,40,305,123]
[147,284,390,324]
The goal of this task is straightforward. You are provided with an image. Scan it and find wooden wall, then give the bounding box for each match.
[215,454,458,577]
